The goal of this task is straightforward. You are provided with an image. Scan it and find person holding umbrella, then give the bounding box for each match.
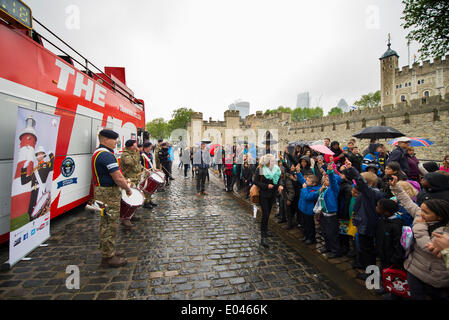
[387,137,411,176]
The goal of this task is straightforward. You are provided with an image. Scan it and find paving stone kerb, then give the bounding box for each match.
[208,169,378,300]
[0,161,373,300]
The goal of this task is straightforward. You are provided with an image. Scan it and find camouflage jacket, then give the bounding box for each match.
[120,149,143,181]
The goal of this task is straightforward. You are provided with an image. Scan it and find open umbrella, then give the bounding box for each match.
[353,126,405,140]
[289,141,310,147]
[309,144,334,156]
[310,140,325,146]
[388,137,434,147]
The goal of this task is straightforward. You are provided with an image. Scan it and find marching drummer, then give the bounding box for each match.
[140,141,158,209]
[92,129,131,268]
[119,139,144,227]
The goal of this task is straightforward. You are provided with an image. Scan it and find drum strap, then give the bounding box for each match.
[92,148,117,187]
[141,152,153,170]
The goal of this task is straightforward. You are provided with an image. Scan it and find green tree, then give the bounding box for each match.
[167,107,194,132]
[291,107,324,121]
[401,0,449,59]
[328,107,343,116]
[354,91,381,109]
[146,118,169,140]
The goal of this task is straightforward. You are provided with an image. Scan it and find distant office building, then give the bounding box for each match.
[296,92,310,109]
[228,101,250,119]
[337,98,350,112]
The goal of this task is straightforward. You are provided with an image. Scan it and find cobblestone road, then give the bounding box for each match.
[0,165,352,300]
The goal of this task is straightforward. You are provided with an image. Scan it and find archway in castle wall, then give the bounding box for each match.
[202,128,223,146]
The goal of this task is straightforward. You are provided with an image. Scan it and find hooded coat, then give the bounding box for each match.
[417,172,449,205]
[299,156,314,176]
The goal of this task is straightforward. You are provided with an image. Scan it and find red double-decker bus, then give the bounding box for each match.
[0,1,147,243]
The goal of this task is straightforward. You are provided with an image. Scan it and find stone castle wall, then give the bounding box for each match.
[188,94,449,162]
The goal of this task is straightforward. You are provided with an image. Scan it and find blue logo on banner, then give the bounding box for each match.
[23,233,28,241]
[31,229,36,236]
[57,178,78,189]
[61,157,75,177]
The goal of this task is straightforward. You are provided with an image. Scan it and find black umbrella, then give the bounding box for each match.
[288,141,309,147]
[353,126,405,140]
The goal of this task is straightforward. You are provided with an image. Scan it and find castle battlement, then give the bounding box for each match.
[396,54,449,76]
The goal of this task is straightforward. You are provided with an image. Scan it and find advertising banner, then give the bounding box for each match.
[8,107,60,267]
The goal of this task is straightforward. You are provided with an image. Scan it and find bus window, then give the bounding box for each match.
[0,93,36,160]
[67,112,92,155]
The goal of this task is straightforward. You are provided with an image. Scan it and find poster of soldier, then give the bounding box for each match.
[9,107,60,266]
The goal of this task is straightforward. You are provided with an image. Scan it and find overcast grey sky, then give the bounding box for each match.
[27,0,420,121]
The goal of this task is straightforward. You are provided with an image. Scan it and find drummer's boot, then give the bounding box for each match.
[100,255,127,268]
[121,219,133,229]
[143,202,153,209]
[130,215,141,222]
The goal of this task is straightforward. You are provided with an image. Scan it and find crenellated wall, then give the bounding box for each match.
[188,95,449,161]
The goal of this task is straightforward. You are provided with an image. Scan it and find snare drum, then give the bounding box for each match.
[139,170,165,195]
[120,187,144,220]
[31,192,51,220]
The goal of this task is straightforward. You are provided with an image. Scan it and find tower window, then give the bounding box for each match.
[422,79,425,84]
[386,91,389,96]
[409,82,411,86]
[399,84,402,88]
[405,83,407,87]
[418,80,421,85]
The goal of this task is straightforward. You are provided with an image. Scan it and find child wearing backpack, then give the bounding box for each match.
[375,199,405,273]
[295,169,321,245]
[390,175,449,300]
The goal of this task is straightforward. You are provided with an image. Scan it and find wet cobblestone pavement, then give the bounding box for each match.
[0,165,363,300]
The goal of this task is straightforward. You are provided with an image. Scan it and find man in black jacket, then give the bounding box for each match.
[158,143,171,186]
[387,137,410,176]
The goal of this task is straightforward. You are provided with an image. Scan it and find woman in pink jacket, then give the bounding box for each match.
[440,153,449,173]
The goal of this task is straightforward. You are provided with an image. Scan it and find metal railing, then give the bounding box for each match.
[32,17,140,106]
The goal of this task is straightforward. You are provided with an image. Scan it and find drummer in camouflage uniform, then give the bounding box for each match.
[119,139,144,227]
[92,129,132,268]
[140,141,158,209]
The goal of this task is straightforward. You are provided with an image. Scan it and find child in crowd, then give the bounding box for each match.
[342,159,386,280]
[338,168,355,256]
[382,161,408,198]
[223,157,234,192]
[375,199,405,273]
[389,176,449,300]
[317,164,342,258]
[295,169,321,245]
[278,166,296,229]
[241,161,252,199]
[417,172,449,205]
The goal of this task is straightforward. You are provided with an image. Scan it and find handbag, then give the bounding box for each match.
[250,184,259,204]
[382,266,411,298]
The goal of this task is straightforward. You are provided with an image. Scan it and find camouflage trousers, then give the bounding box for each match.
[94,185,121,259]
